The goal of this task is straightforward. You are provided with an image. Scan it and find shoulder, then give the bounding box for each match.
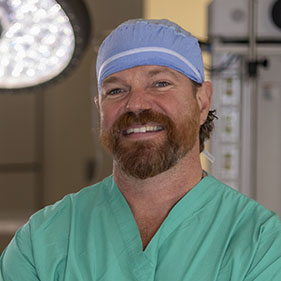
[202,175,281,244]
[208,178,281,256]
[25,175,114,237]
[3,176,115,271]
[0,176,115,279]
[205,175,278,222]
[205,176,281,279]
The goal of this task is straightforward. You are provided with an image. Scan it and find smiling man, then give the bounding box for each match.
[99,65,204,180]
[1,19,281,281]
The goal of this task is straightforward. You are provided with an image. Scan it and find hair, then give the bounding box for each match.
[191,81,218,153]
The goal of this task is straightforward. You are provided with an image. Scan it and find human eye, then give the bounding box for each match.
[154,81,171,88]
[107,88,124,96]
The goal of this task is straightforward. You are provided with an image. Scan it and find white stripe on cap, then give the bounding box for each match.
[97,47,202,84]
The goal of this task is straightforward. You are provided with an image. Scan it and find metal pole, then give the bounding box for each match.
[248,0,258,199]
[248,0,257,62]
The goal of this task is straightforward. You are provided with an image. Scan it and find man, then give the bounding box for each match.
[1,19,281,281]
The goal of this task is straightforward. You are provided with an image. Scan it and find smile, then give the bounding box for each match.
[123,125,163,135]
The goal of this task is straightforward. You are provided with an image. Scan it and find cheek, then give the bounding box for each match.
[99,106,121,130]
[178,98,201,126]
[155,97,179,119]
[165,100,194,122]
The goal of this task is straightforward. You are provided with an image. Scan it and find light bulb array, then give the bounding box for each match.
[0,0,76,89]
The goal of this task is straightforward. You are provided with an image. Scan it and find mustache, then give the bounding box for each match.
[111,110,174,134]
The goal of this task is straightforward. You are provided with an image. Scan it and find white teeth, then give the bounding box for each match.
[125,126,162,135]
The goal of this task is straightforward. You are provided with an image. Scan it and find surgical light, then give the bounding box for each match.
[0,0,91,91]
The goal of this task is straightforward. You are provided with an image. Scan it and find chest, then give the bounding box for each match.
[53,222,248,281]
[134,212,168,250]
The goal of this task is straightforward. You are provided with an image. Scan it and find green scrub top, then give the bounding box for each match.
[1,175,281,281]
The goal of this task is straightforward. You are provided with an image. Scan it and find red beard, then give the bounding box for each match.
[100,108,200,179]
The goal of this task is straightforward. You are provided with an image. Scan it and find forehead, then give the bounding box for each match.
[101,65,191,86]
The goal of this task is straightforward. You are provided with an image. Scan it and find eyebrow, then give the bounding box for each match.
[101,76,123,87]
[146,68,180,81]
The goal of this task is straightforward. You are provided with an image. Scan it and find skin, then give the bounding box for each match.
[95,65,213,249]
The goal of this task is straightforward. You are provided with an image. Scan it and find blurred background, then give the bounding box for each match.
[0,0,280,252]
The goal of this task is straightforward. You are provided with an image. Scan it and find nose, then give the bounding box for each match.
[125,88,152,113]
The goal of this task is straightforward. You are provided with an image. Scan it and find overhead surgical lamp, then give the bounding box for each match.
[0,0,91,92]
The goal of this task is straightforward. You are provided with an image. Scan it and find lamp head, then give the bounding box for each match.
[0,0,92,93]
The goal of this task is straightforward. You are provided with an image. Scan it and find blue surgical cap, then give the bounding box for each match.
[96,19,205,91]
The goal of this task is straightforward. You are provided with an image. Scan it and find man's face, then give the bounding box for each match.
[96,65,201,179]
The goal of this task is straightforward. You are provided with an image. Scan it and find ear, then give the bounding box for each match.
[94,96,100,111]
[196,81,213,125]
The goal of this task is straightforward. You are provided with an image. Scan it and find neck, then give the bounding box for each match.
[113,146,203,249]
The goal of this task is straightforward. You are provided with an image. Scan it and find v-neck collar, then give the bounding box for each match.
[106,174,218,281]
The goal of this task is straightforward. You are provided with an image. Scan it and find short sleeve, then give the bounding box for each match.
[0,223,39,281]
[243,217,281,281]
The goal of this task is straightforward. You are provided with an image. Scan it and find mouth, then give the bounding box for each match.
[123,125,164,136]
